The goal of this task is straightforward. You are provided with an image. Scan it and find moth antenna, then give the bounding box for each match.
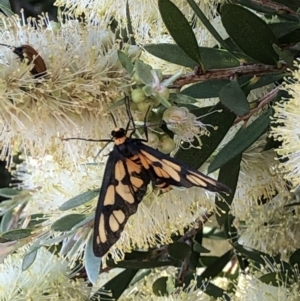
[0,43,15,50]
[109,113,117,127]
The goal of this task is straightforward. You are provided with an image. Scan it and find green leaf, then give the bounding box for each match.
[107,97,126,111]
[125,0,136,45]
[91,269,139,300]
[144,44,197,68]
[199,47,240,69]
[152,276,172,297]
[107,259,179,269]
[199,249,233,280]
[26,213,47,227]
[84,233,101,284]
[184,273,230,300]
[0,188,20,198]
[181,76,251,99]
[168,242,191,260]
[233,243,291,269]
[216,155,242,227]
[209,109,272,173]
[175,103,236,169]
[1,228,32,240]
[289,248,300,266]
[134,59,153,85]
[259,270,296,287]
[144,44,239,69]
[199,256,219,267]
[201,282,230,300]
[51,214,86,231]
[202,227,227,240]
[118,50,134,73]
[22,245,40,271]
[273,44,295,67]
[1,209,12,232]
[59,189,98,211]
[0,1,13,17]
[187,0,233,54]
[219,80,250,116]
[243,72,286,91]
[269,22,300,39]
[172,93,198,106]
[158,0,203,68]
[182,79,230,99]
[221,4,279,65]
[193,242,210,253]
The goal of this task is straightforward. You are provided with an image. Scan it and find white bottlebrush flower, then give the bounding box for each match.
[0,13,129,161]
[233,274,300,301]
[119,268,213,301]
[271,61,300,189]
[230,134,288,220]
[54,0,222,42]
[236,192,300,258]
[18,155,101,214]
[0,247,90,300]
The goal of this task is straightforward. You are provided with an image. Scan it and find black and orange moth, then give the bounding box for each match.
[66,98,231,257]
[0,43,47,78]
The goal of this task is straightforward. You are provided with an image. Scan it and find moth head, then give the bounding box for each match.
[111,127,126,139]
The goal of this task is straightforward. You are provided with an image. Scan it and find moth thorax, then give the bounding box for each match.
[111,127,127,138]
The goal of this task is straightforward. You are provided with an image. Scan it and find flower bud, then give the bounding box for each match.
[158,135,176,154]
[131,88,146,104]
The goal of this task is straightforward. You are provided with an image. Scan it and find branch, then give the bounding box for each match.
[166,64,287,89]
[234,86,280,125]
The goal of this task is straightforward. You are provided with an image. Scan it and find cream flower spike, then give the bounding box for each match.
[0,13,129,162]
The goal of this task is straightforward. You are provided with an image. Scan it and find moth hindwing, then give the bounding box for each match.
[93,125,231,257]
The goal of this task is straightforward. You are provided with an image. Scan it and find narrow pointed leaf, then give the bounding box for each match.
[144,44,239,69]
[22,245,41,271]
[1,209,12,232]
[233,243,291,269]
[168,242,191,260]
[209,109,272,173]
[158,0,203,68]
[200,249,233,279]
[221,4,279,65]
[181,76,252,99]
[118,50,134,73]
[152,277,170,296]
[187,0,233,53]
[289,248,300,266]
[51,214,86,231]
[1,228,32,240]
[0,188,20,197]
[59,189,98,211]
[107,259,179,269]
[134,59,153,85]
[216,154,242,227]
[91,269,139,300]
[84,233,101,284]
[219,80,250,116]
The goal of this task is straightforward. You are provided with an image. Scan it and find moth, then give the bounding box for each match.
[0,43,47,78]
[65,99,231,257]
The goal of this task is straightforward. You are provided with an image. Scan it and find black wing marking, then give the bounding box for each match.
[135,142,231,194]
[93,148,150,257]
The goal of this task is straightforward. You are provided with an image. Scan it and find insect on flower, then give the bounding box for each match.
[0,43,47,78]
[64,98,231,257]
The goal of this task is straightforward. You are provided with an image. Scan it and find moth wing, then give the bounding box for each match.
[93,149,150,257]
[137,143,231,193]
